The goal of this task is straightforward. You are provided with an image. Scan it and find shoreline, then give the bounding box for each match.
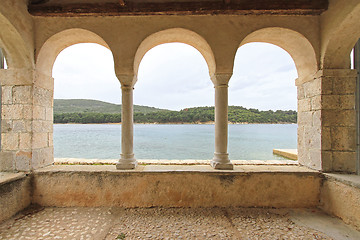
[54,122,297,125]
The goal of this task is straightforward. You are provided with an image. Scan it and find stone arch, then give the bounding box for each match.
[239,27,318,79]
[133,28,216,79]
[36,28,111,77]
[0,13,33,69]
[322,3,360,69]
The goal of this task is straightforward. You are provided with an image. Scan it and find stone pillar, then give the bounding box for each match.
[296,69,357,173]
[116,76,137,169]
[211,73,233,170]
[0,69,54,172]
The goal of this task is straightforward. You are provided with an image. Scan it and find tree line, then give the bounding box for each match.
[54,106,297,124]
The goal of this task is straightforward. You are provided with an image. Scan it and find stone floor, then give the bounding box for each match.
[0,206,359,240]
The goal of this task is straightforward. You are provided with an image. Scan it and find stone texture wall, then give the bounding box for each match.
[0,69,54,171]
[297,69,357,173]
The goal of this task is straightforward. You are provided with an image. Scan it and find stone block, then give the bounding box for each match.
[297,98,311,112]
[322,110,356,127]
[32,147,53,169]
[0,151,15,171]
[2,105,23,120]
[32,121,43,133]
[310,95,321,110]
[321,127,332,151]
[1,86,13,104]
[2,133,19,151]
[333,77,356,95]
[33,106,46,120]
[312,110,321,127]
[12,86,32,104]
[19,133,32,150]
[48,132,53,147]
[321,150,333,172]
[309,150,322,170]
[297,111,313,126]
[303,78,321,98]
[12,120,26,133]
[15,151,31,171]
[331,127,356,151]
[321,95,340,109]
[308,126,321,149]
[1,119,12,133]
[339,95,355,110]
[32,132,48,149]
[45,107,53,121]
[332,151,356,173]
[33,87,52,108]
[320,76,333,95]
[297,86,305,100]
[22,105,33,120]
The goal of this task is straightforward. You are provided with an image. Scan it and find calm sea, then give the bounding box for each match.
[53,124,297,160]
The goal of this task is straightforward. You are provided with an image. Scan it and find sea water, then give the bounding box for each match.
[53,124,297,160]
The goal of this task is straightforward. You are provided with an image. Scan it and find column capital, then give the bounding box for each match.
[210,73,232,86]
[116,74,137,87]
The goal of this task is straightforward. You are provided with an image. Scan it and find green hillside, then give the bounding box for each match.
[54,99,166,114]
[54,99,297,124]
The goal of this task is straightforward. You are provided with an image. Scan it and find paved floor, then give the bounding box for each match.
[0,206,359,240]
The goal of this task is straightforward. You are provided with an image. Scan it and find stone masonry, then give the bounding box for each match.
[297,69,358,173]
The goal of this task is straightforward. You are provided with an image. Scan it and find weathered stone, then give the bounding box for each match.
[12,86,33,104]
[297,98,311,112]
[1,86,13,104]
[19,133,32,150]
[32,132,48,149]
[1,105,23,120]
[2,133,19,151]
[322,110,356,127]
[331,151,356,173]
[331,127,356,151]
[12,120,26,133]
[15,151,32,171]
[310,95,321,110]
[33,105,46,120]
[0,151,15,171]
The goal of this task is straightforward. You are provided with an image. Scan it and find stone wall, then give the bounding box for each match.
[0,69,54,171]
[297,69,357,173]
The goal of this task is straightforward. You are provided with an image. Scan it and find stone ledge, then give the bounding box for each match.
[35,164,319,175]
[54,158,298,166]
[324,173,360,189]
[0,172,27,186]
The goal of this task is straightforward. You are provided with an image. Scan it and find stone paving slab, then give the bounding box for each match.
[1,206,358,240]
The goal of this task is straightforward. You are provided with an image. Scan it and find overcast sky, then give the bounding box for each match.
[53,42,298,111]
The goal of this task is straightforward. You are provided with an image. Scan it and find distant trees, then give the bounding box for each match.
[54,106,297,124]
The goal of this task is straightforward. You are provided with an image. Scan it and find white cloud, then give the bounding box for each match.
[53,42,298,111]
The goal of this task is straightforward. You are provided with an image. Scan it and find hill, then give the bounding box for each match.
[53,99,297,124]
[54,99,166,114]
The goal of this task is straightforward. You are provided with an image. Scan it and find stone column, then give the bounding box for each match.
[116,84,137,169]
[211,74,233,170]
[296,69,357,173]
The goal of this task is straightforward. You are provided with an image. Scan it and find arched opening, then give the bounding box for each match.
[36,29,120,160]
[134,28,216,78]
[134,42,214,160]
[229,42,298,160]
[52,43,120,159]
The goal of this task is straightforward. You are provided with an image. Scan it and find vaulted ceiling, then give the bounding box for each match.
[28,0,329,16]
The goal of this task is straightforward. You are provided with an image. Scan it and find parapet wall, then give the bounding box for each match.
[0,173,31,223]
[32,165,321,208]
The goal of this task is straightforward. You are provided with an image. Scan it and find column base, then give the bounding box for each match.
[211,153,233,170]
[116,154,137,170]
